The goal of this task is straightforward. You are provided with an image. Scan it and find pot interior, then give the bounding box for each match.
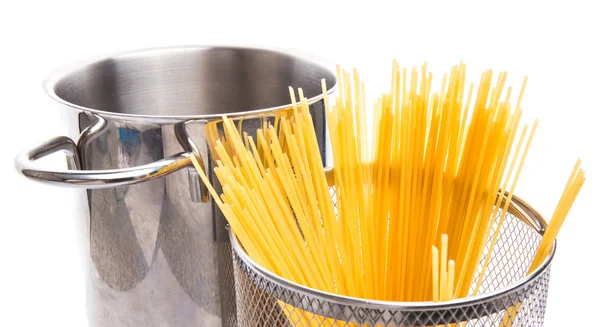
[48,47,336,117]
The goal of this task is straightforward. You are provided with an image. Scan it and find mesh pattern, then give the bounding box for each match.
[219,237,238,327]
[231,187,552,327]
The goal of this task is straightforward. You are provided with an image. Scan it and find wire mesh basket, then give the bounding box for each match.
[229,186,554,327]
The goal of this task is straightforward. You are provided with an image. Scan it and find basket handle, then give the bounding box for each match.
[174,120,209,202]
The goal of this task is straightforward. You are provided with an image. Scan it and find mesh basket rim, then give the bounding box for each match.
[230,192,556,312]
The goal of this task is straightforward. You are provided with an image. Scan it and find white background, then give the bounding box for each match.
[1,1,598,326]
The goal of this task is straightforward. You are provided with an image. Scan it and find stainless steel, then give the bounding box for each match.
[17,137,192,187]
[20,136,82,170]
[231,191,554,326]
[15,45,336,327]
[175,120,209,202]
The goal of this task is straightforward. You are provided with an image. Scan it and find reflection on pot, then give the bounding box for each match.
[16,46,335,327]
[87,120,164,291]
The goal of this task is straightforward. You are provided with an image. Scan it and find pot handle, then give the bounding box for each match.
[15,136,193,189]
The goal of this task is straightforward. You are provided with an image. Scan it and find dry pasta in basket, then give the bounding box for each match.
[191,62,584,305]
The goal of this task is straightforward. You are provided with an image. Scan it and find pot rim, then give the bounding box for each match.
[42,44,338,124]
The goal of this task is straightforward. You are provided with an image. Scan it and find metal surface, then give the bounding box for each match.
[231,191,554,326]
[17,137,192,187]
[175,120,209,202]
[14,45,336,327]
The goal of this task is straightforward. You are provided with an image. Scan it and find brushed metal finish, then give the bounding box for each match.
[15,46,336,327]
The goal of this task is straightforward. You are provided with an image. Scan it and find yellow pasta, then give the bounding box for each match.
[190,61,584,326]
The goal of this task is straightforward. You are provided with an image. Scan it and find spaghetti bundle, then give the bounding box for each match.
[362,62,539,301]
[191,62,584,307]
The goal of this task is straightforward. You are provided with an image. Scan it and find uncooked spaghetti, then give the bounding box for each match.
[191,62,584,308]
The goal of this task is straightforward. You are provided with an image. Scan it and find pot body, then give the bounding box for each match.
[18,46,335,327]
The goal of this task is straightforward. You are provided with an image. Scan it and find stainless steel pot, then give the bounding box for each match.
[15,46,336,327]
